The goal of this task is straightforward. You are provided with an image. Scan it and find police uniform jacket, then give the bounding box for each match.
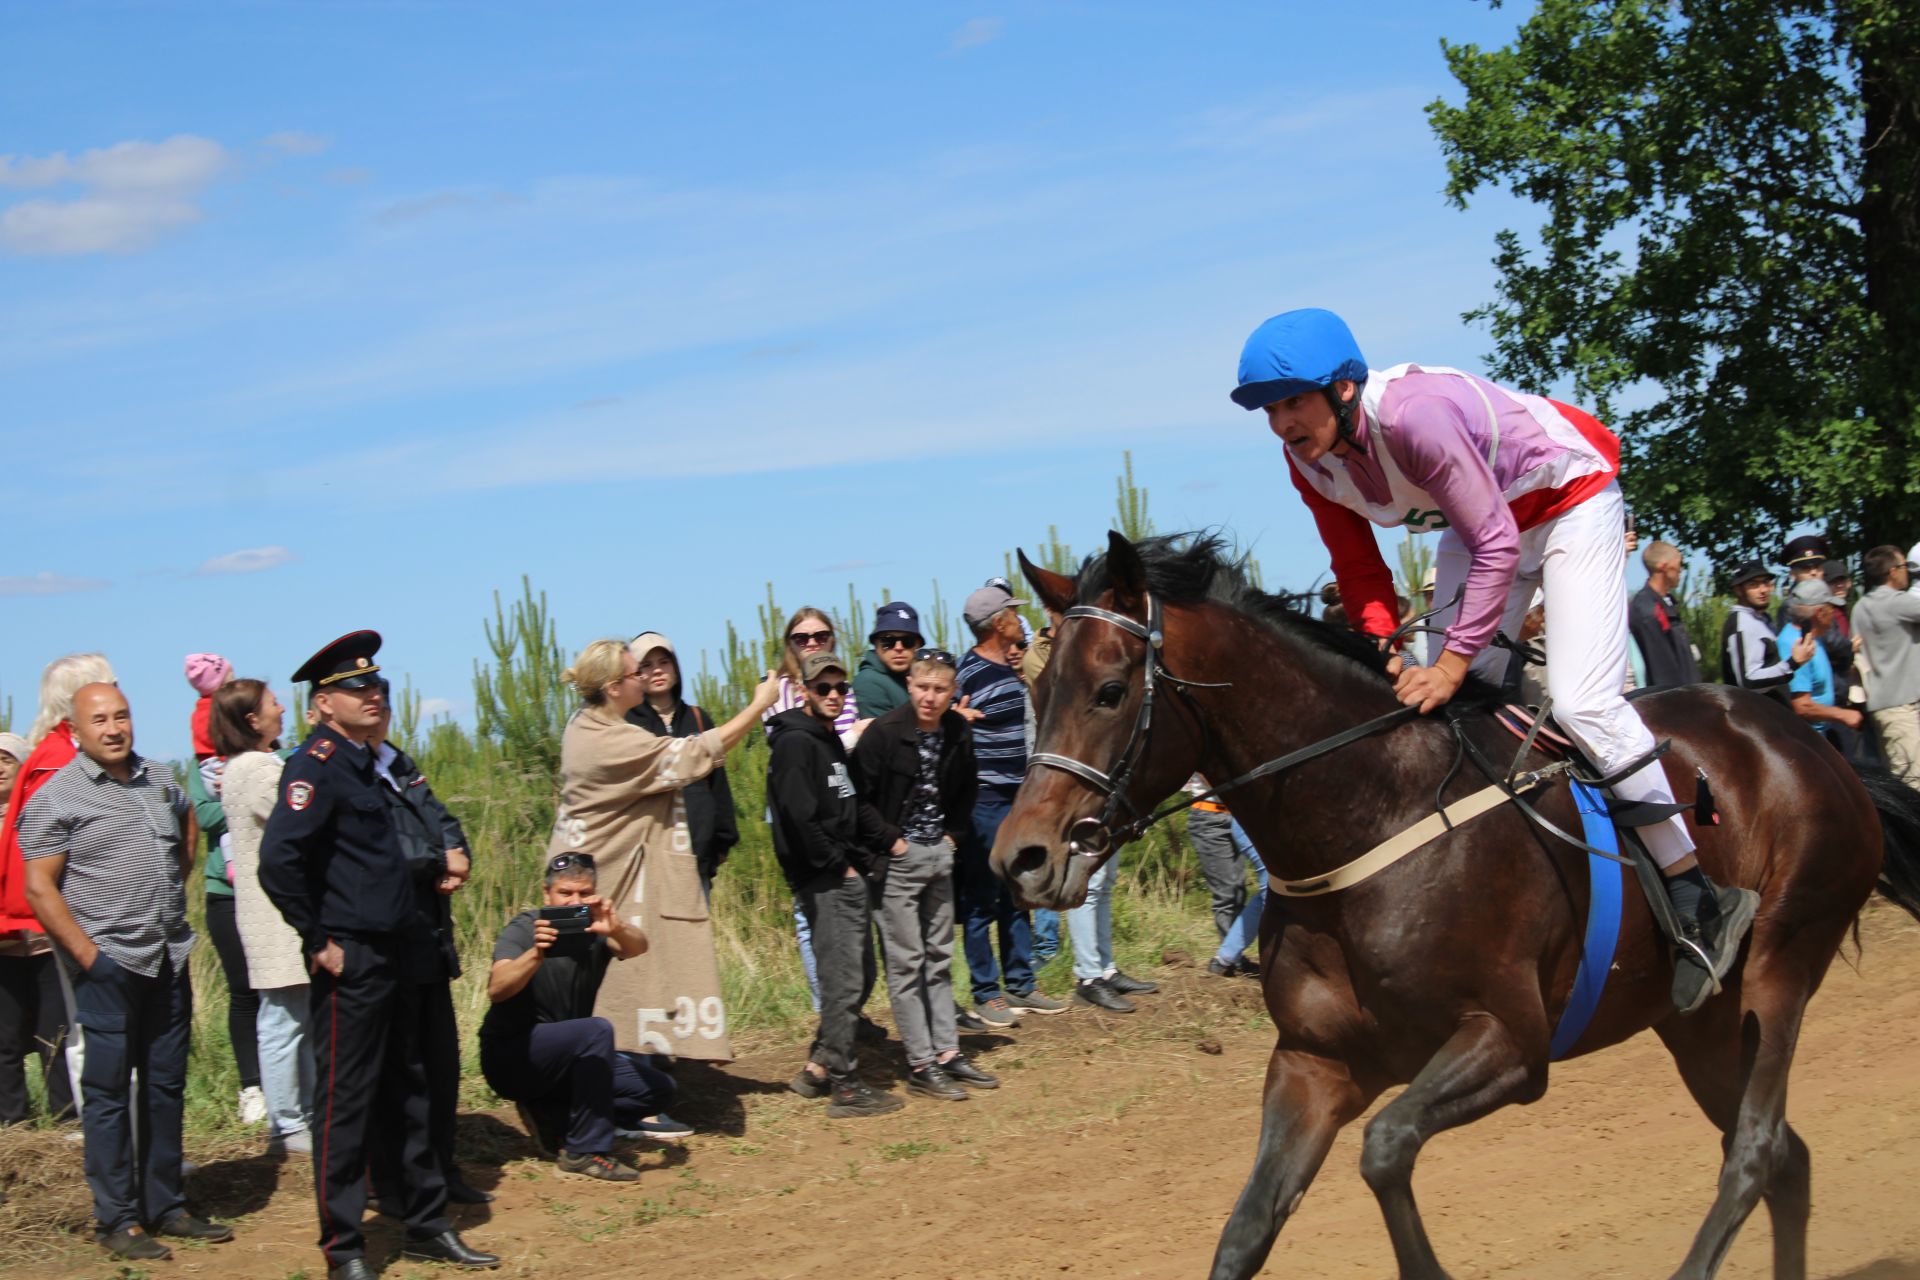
[258,724,415,953]
[378,743,466,981]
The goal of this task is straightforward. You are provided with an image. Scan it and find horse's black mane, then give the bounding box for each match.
[1073,533,1399,681]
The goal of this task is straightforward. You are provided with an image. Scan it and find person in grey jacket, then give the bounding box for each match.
[1853,545,1920,782]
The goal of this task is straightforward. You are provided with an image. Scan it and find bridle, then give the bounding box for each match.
[1025,590,1422,860]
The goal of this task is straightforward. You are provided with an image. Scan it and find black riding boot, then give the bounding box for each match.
[1665,867,1760,1015]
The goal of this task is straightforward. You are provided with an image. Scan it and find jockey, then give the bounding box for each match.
[1231,307,1757,1015]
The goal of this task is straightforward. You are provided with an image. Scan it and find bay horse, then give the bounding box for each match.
[995,531,1920,1280]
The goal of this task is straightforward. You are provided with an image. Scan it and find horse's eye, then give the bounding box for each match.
[1096,681,1126,709]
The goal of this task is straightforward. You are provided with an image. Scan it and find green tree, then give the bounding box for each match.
[1113,449,1155,542]
[471,576,570,781]
[1430,0,1920,560]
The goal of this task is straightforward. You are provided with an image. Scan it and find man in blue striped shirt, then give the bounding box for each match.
[955,586,1068,1025]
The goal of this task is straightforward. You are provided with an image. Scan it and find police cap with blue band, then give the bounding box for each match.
[293,630,383,690]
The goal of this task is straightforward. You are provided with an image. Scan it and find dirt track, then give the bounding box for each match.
[7,906,1918,1280]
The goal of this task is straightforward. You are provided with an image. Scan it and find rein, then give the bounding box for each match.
[1024,591,1420,858]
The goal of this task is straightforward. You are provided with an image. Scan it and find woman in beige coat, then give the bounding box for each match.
[213,680,314,1153]
[550,641,779,1062]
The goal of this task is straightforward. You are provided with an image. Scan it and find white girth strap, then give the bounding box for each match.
[1269,778,1542,898]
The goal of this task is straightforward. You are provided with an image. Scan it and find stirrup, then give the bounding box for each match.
[1671,934,1723,1000]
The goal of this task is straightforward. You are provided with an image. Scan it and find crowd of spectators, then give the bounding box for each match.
[2,532,1916,1272]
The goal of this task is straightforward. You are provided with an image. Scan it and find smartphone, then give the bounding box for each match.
[537,904,592,934]
[1624,509,1636,535]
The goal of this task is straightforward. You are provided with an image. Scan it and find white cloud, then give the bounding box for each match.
[0,571,109,596]
[949,17,1002,51]
[263,131,331,157]
[0,134,227,256]
[417,697,456,719]
[195,545,295,575]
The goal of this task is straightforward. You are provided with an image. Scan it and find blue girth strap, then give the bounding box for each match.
[1548,780,1626,1060]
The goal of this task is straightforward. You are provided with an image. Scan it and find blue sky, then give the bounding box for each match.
[2,1,1583,758]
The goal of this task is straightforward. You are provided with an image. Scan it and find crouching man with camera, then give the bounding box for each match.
[478,852,675,1182]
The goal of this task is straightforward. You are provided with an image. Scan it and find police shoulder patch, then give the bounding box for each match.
[287,780,315,811]
[308,737,336,762]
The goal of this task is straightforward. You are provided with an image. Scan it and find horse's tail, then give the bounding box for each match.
[1859,764,1920,920]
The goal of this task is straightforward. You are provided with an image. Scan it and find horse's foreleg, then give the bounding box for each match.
[1208,1048,1369,1280]
[1358,1013,1544,1280]
[1665,963,1811,1280]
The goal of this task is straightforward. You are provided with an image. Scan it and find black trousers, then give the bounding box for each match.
[372,978,461,1199]
[0,951,75,1123]
[69,950,190,1232]
[309,935,447,1264]
[202,894,261,1089]
[482,1019,676,1155]
[797,872,874,1077]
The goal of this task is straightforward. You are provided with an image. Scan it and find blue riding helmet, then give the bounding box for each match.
[1230,308,1369,411]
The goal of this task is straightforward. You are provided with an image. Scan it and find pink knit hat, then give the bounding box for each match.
[184,653,233,694]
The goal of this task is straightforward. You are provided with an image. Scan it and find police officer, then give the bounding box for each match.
[367,686,492,1209]
[258,633,499,1280]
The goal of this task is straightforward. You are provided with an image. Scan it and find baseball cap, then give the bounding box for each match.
[869,601,923,641]
[1726,559,1771,590]
[1785,577,1844,609]
[0,732,29,764]
[628,631,674,662]
[799,651,847,682]
[963,585,1027,628]
[1821,559,1851,584]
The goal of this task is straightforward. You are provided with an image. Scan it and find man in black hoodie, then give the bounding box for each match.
[766,652,903,1118]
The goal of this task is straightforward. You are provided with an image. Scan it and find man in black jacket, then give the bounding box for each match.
[766,652,902,1119]
[1628,540,1700,688]
[851,649,1000,1101]
[624,633,740,890]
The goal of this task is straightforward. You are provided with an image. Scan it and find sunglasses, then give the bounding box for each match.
[914,647,957,667]
[874,633,920,650]
[809,680,852,697]
[548,852,597,874]
[788,629,834,647]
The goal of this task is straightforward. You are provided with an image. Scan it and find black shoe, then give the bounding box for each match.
[98,1226,171,1261]
[515,1099,562,1159]
[955,1006,990,1033]
[154,1211,234,1242]
[1104,970,1159,995]
[1206,957,1238,978]
[446,1177,495,1205]
[328,1260,377,1280]
[853,1015,888,1043]
[1671,881,1760,1015]
[789,1068,831,1099]
[402,1229,501,1269]
[907,1065,969,1101]
[825,1076,906,1119]
[938,1052,1000,1090]
[1074,977,1135,1013]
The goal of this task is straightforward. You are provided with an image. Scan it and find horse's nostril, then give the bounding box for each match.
[1008,845,1051,882]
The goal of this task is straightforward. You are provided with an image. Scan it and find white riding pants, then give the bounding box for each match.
[1431,480,1695,868]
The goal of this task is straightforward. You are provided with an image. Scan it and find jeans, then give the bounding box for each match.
[203,893,261,1089]
[792,899,822,1012]
[1031,909,1061,962]
[0,950,75,1123]
[256,985,313,1138]
[482,1018,675,1156]
[1066,856,1117,982]
[956,792,1035,1003]
[1215,821,1268,965]
[875,840,958,1068]
[797,872,875,1077]
[69,950,191,1232]
[1186,808,1247,939]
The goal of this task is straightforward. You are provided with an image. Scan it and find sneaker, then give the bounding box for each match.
[514,1100,561,1158]
[98,1226,171,1261]
[1672,884,1761,1015]
[789,1068,831,1099]
[972,997,1022,1028]
[154,1211,234,1242]
[1206,957,1239,978]
[825,1077,906,1119]
[238,1085,268,1126]
[268,1128,313,1156]
[955,1007,991,1033]
[907,1064,969,1101]
[937,1052,999,1090]
[556,1150,638,1182]
[1104,970,1159,995]
[1006,989,1070,1015]
[854,1015,888,1043]
[1073,977,1136,1013]
[616,1114,694,1141]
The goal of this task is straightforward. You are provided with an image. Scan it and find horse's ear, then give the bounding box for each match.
[1106,529,1146,611]
[1018,549,1076,616]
